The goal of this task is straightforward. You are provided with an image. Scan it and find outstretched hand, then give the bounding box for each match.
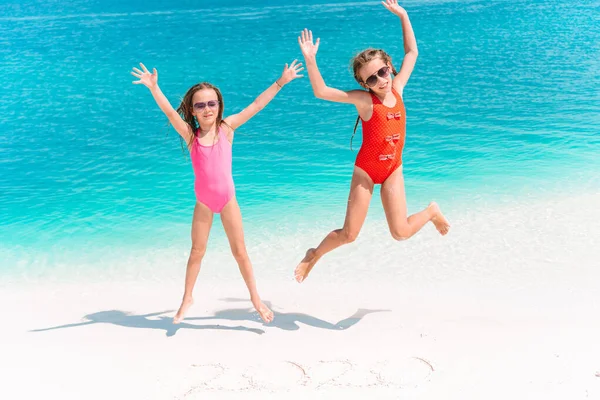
[382,0,407,17]
[298,28,320,60]
[131,63,158,89]
[278,59,304,85]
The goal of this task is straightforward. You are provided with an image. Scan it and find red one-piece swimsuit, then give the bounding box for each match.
[355,88,406,184]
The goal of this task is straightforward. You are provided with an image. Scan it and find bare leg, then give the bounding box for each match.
[380,166,450,240]
[173,202,214,324]
[294,167,374,283]
[220,198,274,323]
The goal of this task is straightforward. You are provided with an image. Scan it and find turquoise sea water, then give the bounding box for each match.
[1,0,598,278]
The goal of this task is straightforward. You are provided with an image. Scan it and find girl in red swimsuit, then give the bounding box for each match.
[294,0,451,283]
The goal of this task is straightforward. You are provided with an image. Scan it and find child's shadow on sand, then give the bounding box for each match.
[29,310,263,337]
[30,303,389,337]
[188,299,390,331]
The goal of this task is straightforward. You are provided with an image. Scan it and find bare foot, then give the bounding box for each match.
[173,297,193,324]
[294,248,318,283]
[252,299,274,323]
[429,202,450,235]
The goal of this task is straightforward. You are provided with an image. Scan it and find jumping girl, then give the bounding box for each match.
[294,1,450,283]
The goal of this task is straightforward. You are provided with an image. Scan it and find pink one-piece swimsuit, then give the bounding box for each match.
[190,127,235,213]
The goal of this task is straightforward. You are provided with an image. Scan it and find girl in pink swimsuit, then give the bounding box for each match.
[294,1,451,283]
[131,60,304,324]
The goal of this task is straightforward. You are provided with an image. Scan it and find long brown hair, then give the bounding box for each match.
[175,82,225,151]
[349,48,398,150]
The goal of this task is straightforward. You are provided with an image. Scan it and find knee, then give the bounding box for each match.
[390,226,412,241]
[190,244,207,259]
[230,247,249,263]
[340,228,360,244]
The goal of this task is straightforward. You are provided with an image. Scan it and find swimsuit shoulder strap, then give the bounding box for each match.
[391,87,403,103]
[369,90,381,105]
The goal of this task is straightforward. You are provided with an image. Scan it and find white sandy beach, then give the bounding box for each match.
[2,193,600,399]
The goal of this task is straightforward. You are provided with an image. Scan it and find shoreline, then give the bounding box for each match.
[2,190,599,286]
[3,190,600,399]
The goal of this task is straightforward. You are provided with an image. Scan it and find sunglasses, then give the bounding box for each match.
[193,100,220,112]
[364,66,391,87]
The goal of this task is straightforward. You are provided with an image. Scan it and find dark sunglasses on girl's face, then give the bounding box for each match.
[193,100,220,111]
[364,66,391,87]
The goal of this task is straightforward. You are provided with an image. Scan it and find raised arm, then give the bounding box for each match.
[223,60,304,131]
[298,29,368,105]
[382,1,419,92]
[131,63,193,143]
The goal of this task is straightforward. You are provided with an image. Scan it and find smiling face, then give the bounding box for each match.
[351,48,397,95]
[359,58,393,94]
